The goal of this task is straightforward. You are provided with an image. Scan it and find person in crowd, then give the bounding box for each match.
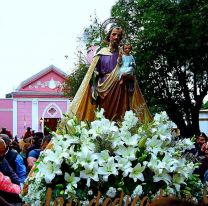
[19,142,31,167]
[27,134,52,170]
[190,132,208,180]
[23,127,32,141]
[0,171,21,194]
[0,171,22,205]
[0,139,20,185]
[0,134,27,183]
[67,25,152,123]
[0,127,12,139]
[11,139,21,153]
[26,132,44,158]
[187,132,207,159]
[195,132,208,155]
[200,133,208,158]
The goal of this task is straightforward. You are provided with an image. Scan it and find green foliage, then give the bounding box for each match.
[63,63,88,98]
[111,0,208,136]
[202,101,208,109]
[82,15,102,49]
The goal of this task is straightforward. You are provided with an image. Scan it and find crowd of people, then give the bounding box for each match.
[0,127,51,205]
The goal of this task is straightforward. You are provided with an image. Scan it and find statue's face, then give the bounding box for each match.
[109,28,122,47]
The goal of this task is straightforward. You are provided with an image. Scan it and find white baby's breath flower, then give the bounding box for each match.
[106,187,117,198]
[80,200,89,206]
[132,185,143,198]
[88,190,93,195]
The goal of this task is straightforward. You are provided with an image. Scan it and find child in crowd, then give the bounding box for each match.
[117,43,136,84]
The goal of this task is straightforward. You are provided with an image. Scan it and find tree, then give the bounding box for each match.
[62,51,88,98]
[111,0,208,137]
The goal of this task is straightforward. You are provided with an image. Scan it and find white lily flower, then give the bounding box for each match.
[38,161,62,183]
[111,134,123,148]
[172,173,186,191]
[115,156,132,177]
[122,110,138,130]
[76,147,98,167]
[95,108,105,119]
[97,157,118,181]
[80,164,99,187]
[129,163,145,182]
[97,150,110,166]
[67,118,76,127]
[44,145,68,164]
[64,172,80,189]
[115,146,137,161]
[154,111,169,123]
[121,132,139,146]
[153,171,172,185]
[146,136,163,155]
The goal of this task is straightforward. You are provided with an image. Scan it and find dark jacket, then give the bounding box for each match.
[0,158,20,185]
[5,149,27,183]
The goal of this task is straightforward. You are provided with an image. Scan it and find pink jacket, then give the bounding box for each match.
[0,172,21,194]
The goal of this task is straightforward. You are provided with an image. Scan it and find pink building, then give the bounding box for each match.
[0,65,70,137]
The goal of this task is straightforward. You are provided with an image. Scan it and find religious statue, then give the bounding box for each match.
[68,23,152,122]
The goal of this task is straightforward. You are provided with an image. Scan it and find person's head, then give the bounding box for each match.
[0,139,6,162]
[123,43,132,55]
[26,127,31,131]
[196,132,207,146]
[32,132,44,146]
[106,26,123,48]
[1,127,7,133]
[0,134,11,150]
[41,134,52,150]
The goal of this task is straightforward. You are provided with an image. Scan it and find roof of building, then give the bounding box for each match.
[16,65,68,90]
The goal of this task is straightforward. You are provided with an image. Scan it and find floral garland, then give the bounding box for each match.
[21,109,202,205]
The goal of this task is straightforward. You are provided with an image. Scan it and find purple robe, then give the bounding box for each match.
[96,52,119,82]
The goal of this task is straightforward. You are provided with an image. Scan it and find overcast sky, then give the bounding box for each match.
[0,0,116,98]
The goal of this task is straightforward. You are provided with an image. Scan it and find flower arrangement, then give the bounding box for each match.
[21,109,202,205]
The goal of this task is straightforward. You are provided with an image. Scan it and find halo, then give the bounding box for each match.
[100,18,126,42]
